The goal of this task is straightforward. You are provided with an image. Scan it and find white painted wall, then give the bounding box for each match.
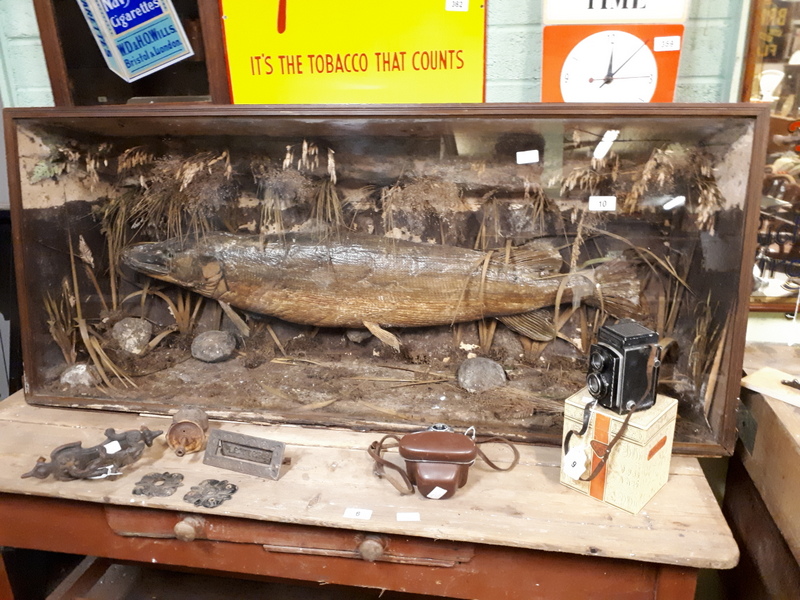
[0,93,7,210]
[677,0,750,102]
[0,0,753,107]
[0,1,53,107]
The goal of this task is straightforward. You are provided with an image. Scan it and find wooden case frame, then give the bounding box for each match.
[4,103,769,456]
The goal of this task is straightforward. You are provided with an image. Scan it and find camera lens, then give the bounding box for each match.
[587,372,605,398]
[589,351,605,371]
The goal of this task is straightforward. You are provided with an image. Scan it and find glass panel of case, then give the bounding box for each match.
[7,106,766,453]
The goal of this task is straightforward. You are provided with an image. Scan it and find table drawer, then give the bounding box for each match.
[104,505,474,567]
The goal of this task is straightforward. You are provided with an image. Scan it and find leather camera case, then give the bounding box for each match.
[398,430,478,499]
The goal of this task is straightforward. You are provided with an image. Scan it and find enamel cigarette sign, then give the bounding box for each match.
[75,0,194,83]
[219,0,486,104]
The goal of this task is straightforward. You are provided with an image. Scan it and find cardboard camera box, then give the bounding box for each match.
[561,389,678,514]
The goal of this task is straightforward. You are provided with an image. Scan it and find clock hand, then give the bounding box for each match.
[600,75,653,80]
[590,75,651,83]
[604,47,614,84]
[600,39,650,88]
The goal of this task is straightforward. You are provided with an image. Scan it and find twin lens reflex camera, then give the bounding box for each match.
[586,320,661,415]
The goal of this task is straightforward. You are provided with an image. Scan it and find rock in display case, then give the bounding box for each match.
[4,104,768,455]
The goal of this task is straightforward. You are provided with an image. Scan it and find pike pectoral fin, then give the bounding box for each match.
[218,300,250,337]
[202,259,228,294]
[363,321,401,352]
[498,310,557,341]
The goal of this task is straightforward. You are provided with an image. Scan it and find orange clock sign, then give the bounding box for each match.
[541,23,684,103]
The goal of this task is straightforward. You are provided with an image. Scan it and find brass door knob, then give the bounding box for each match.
[357,535,385,561]
[173,515,205,542]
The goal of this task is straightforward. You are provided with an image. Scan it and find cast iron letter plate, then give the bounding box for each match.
[203,429,286,480]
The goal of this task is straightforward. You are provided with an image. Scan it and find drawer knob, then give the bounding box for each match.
[174,515,205,542]
[357,536,385,562]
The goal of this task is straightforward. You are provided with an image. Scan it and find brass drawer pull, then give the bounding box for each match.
[173,515,205,542]
[357,535,385,562]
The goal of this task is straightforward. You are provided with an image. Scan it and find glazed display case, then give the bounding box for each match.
[4,104,768,455]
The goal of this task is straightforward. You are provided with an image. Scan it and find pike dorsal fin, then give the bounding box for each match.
[496,240,563,274]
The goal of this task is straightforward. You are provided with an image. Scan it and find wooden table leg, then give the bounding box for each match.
[0,552,15,600]
[654,564,698,599]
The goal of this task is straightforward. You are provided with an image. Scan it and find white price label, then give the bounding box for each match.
[446,0,469,11]
[588,196,617,212]
[103,440,122,454]
[654,36,681,52]
[343,508,373,520]
[516,149,540,165]
[563,445,590,480]
[426,486,448,499]
[396,512,421,522]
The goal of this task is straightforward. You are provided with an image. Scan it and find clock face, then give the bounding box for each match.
[541,24,684,103]
[561,30,657,103]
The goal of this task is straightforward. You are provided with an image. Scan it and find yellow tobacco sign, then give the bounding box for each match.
[220,0,486,104]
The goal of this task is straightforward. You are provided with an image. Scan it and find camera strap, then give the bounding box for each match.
[563,398,597,457]
[368,434,415,495]
[475,437,520,472]
[578,406,637,482]
[368,432,520,495]
[565,343,660,482]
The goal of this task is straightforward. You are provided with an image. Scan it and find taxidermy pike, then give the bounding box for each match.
[122,231,642,342]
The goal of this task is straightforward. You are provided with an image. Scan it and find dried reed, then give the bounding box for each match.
[559,152,619,198]
[623,144,724,232]
[688,294,721,390]
[311,179,344,227]
[43,279,77,366]
[122,288,204,336]
[68,233,133,388]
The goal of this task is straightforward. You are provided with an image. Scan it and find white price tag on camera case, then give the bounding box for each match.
[563,445,590,480]
[426,486,449,500]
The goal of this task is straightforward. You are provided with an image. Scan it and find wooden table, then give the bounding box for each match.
[722,367,800,597]
[0,391,737,599]
[740,367,800,562]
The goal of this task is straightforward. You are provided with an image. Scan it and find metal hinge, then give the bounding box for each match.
[736,399,757,455]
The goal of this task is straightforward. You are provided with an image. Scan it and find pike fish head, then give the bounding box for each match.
[122,236,228,296]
